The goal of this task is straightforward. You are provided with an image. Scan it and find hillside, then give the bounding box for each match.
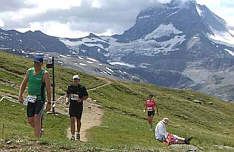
[0,51,234,152]
[1,0,234,101]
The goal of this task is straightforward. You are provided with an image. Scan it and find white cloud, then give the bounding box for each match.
[98,29,115,36]
[26,0,81,10]
[0,19,4,27]
[1,0,234,38]
[17,22,89,38]
[91,0,102,8]
[197,0,234,26]
[3,0,81,20]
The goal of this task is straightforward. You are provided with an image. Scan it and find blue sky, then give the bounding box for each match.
[0,0,233,38]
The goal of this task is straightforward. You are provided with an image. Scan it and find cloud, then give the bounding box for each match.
[1,0,234,37]
[0,19,4,27]
[3,0,157,36]
[197,0,234,26]
[0,0,34,12]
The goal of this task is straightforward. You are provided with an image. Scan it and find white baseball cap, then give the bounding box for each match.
[162,118,169,124]
[73,75,80,80]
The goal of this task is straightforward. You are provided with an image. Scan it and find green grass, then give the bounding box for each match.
[0,70,23,85]
[1,50,234,151]
[0,99,69,140]
[0,51,106,96]
[0,83,19,96]
[87,80,234,150]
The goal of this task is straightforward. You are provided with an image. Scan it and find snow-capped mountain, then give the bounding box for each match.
[60,33,109,63]
[59,0,234,101]
[0,30,142,82]
[1,0,234,100]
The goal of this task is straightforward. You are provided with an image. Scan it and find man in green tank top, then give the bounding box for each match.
[18,56,51,138]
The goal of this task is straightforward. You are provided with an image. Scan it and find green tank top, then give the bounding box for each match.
[28,67,47,101]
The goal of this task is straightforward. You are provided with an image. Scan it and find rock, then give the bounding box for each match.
[193,100,203,104]
[169,144,199,152]
[208,102,213,105]
[6,140,12,144]
[187,97,192,100]
[223,131,229,135]
[97,105,102,109]
[214,145,234,150]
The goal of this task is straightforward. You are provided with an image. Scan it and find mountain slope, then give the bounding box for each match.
[1,0,234,101]
[59,0,234,101]
[0,51,234,151]
[0,29,70,54]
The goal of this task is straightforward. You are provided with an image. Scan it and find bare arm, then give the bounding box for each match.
[144,100,147,110]
[44,72,51,111]
[18,69,29,103]
[144,104,147,110]
[81,95,88,101]
[144,101,147,112]
[66,87,70,104]
[44,72,51,103]
[79,86,88,102]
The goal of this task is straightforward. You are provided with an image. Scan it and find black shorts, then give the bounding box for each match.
[148,111,155,117]
[69,103,83,119]
[27,100,45,117]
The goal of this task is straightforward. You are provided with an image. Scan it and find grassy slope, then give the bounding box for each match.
[88,81,234,150]
[0,100,68,140]
[0,51,234,151]
[0,51,105,96]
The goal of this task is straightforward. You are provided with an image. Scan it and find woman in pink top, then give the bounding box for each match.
[144,94,159,130]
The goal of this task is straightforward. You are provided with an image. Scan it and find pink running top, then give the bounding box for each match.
[146,100,156,111]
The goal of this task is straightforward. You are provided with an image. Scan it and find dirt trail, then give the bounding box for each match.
[88,78,112,91]
[66,99,103,142]
[59,77,111,142]
[1,76,111,142]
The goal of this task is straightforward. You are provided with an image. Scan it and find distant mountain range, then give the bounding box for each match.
[1,0,234,101]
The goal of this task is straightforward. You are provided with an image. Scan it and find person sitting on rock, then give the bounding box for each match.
[155,118,193,145]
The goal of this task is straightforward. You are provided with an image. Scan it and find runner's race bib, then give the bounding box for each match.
[71,94,79,100]
[26,95,37,103]
[147,107,153,111]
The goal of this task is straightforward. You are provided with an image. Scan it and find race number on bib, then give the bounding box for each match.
[147,107,153,111]
[26,95,37,103]
[71,94,79,100]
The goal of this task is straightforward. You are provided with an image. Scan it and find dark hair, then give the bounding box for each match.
[149,94,154,98]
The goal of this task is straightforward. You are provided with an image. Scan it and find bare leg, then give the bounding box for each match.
[40,114,44,136]
[41,114,43,129]
[34,114,42,138]
[177,136,185,141]
[175,136,186,144]
[148,116,153,128]
[77,119,81,133]
[28,117,35,128]
[70,117,76,136]
[147,117,151,126]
